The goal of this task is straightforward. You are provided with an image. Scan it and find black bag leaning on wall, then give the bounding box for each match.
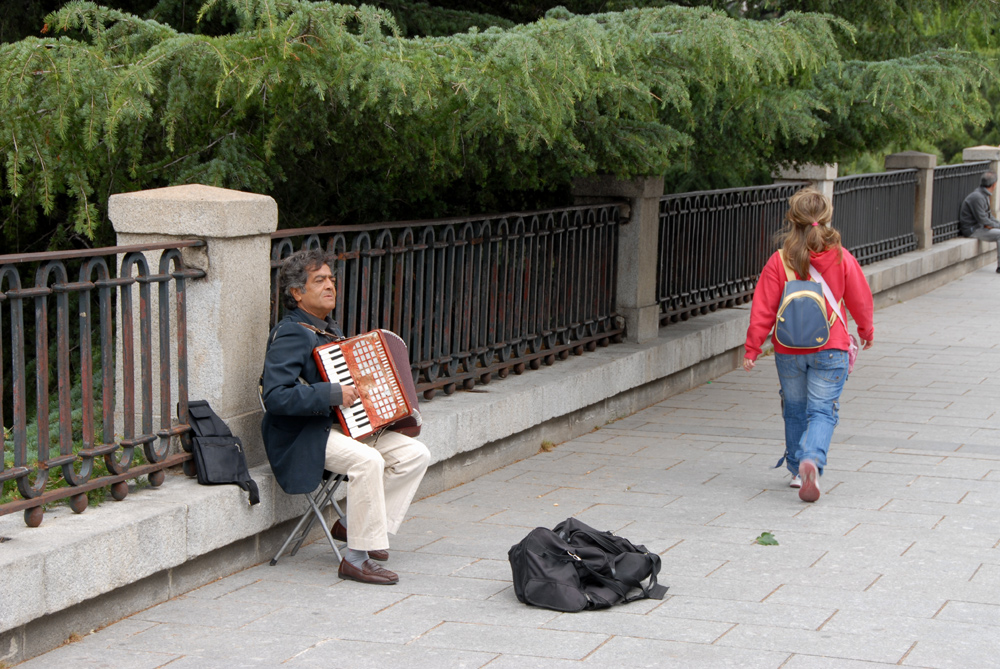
[184,400,260,505]
[507,518,668,612]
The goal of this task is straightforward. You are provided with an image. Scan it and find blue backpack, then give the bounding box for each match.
[773,250,833,349]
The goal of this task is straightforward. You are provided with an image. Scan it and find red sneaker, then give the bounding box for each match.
[799,460,820,502]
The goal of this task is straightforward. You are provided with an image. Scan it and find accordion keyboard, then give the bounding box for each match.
[315,345,371,437]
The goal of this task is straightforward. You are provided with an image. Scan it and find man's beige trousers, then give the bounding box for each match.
[323,427,430,551]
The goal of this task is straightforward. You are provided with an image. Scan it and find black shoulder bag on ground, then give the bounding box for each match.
[508,517,668,612]
[184,400,260,505]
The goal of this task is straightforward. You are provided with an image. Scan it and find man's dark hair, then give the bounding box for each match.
[982,172,997,189]
[279,249,333,311]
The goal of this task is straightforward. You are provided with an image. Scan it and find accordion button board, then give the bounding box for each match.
[313,331,413,440]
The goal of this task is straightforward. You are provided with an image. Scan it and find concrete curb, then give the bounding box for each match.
[0,236,992,665]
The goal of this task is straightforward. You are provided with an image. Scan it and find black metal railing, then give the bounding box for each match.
[270,205,623,398]
[833,170,917,265]
[932,161,990,243]
[0,243,204,527]
[657,183,803,324]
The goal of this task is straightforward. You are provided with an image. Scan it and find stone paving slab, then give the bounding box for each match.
[18,265,1000,667]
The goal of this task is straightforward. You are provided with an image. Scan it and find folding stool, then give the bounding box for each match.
[270,470,347,565]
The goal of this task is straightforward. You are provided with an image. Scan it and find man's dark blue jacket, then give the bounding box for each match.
[260,308,344,494]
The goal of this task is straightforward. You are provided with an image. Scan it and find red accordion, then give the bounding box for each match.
[313,330,421,440]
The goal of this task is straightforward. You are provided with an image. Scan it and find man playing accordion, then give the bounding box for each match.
[260,249,430,585]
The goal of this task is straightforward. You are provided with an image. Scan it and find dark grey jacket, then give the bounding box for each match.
[959,186,1000,237]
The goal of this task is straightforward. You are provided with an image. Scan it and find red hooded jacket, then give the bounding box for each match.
[744,247,874,361]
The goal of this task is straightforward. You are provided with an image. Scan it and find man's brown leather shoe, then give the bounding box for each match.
[338,559,399,585]
[332,520,389,561]
[332,519,348,542]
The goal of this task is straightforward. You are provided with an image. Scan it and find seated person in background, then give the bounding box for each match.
[260,249,430,585]
[959,171,1000,274]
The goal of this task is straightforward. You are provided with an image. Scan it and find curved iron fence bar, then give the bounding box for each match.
[80,257,121,474]
[269,237,298,327]
[931,161,990,243]
[0,239,206,265]
[155,248,195,464]
[0,243,205,526]
[373,228,394,334]
[657,182,806,324]
[26,261,72,499]
[456,222,475,376]
[268,203,621,238]
[269,204,623,398]
[833,170,918,265]
[527,216,544,352]
[119,252,153,472]
[0,266,28,489]
[329,234,349,327]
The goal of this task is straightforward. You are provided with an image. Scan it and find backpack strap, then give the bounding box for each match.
[553,551,630,601]
[808,264,847,329]
[568,550,668,603]
[780,251,836,327]
[777,250,796,282]
[558,526,669,602]
[188,400,233,438]
[237,478,261,506]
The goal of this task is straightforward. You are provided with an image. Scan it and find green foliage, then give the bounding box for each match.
[0,0,990,251]
[657,0,1000,181]
[755,531,779,546]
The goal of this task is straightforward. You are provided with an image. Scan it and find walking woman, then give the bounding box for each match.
[743,188,874,502]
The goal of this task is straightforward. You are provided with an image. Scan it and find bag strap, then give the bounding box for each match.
[237,478,260,505]
[297,321,343,341]
[808,264,850,336]
[553,551,631,601]
[558,526,622,552]
[268,320,343,347]
[564,527,668,599]
[555,533,669,602]
[188,400,232,438]
[646,558,669,599]
[610,550,669,601]
[777,250,796,282]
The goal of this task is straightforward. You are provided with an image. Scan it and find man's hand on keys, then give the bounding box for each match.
[341,385,361,407]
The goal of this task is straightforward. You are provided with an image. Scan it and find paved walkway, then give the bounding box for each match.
[21,266,1000,668]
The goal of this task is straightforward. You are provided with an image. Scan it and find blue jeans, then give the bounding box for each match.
[774,350,849,477]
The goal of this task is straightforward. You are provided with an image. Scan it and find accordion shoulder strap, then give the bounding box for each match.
[297,321,343,341]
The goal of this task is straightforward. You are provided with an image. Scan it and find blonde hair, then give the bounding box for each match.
[777,188,842,279]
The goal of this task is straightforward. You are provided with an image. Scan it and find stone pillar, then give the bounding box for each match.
[109,185,278,465]
[885,151,936,250]
[773,163,838,201]
[571,175,664,344]
[963,146,1000,218]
